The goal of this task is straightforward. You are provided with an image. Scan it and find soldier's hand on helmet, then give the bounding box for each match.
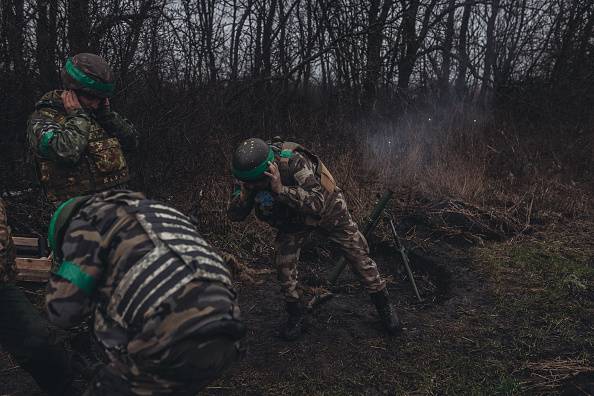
[61,90,82,114]
[264,161,282,194]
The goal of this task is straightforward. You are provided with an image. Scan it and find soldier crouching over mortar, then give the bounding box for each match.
[46,190,245,395]
[227,138,401,340]
[27,53,139,205]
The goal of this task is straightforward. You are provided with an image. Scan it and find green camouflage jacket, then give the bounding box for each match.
[27,90,138,164]
[26,90,139,203]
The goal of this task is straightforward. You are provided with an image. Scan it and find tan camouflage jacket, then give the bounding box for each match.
[0,198,16,284]
[227,150,336,232]
[46,190,241,358]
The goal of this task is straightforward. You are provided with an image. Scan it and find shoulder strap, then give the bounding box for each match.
[278,142,336,193]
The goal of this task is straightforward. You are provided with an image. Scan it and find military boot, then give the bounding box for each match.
[370,288,402,335]
[281,301,305,341]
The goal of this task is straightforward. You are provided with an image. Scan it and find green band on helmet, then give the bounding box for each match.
[48,197,77,253]
[65,58,114,94]
[38,130,55,158]
[232,148,275,181]
[55,261,96,295]
[280,149,293,158]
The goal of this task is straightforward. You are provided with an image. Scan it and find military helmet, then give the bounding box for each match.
[231,138,274,181]
[61,53,115,98]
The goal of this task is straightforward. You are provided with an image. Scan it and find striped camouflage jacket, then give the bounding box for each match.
[46,190,241,355]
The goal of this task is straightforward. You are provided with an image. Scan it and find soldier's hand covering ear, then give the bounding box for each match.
[61,90,82,114]
[264,161,282,194]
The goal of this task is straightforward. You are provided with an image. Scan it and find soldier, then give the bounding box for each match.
[46,190,245,395]
[27,53,139,204]
[0,198,74,395]
[228,138,401,340]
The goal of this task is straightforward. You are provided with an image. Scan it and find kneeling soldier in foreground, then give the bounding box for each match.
[46,190,245,395]
[228,138,401,340]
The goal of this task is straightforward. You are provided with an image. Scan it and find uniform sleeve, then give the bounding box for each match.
[46,216,105,329]
[27,107,93,165]
[0,200,16,284]
[96,110,139,152]
[227,180,256,222]
[275,153,325,216]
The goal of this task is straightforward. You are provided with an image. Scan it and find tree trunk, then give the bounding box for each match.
[364,0,394,108]
[455,0,473,99]
[68,0,90,54]
[397,0,420,92]
[479,0,500,106]
[439,0,456,101]
[36,0,58,92]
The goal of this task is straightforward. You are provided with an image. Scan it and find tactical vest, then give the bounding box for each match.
[35,109,129,203]
[105,198,232,329]
[271,141,337,193]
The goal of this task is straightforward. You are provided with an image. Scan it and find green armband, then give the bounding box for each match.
[38,130,55,158]
[55,261,96,295]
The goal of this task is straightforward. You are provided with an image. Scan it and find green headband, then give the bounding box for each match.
[65,58,114,94]
[232,147,275,181]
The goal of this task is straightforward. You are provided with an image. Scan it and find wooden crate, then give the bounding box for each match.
[15,257,52,282]
[13,236,52,282]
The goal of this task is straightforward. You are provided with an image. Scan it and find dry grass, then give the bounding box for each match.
[521,358,594,393]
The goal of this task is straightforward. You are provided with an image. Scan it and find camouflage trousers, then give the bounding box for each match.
[274,192,386,302]
[86,280,245,396]
[0,198,16,283]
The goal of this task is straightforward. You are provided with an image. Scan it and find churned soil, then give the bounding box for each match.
[1,188,593,395]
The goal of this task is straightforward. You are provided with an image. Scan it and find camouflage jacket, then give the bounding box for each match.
[46,190,242,358]
[0,199,16,284]
[227,148,337,232]
[26,90,139,202]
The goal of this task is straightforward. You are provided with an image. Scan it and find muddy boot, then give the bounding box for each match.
[370,289,402,335]
[281,301,305,341]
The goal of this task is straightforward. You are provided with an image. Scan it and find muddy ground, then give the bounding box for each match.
[1,197,593,395]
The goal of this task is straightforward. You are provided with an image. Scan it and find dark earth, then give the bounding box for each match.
[2,192,593,395]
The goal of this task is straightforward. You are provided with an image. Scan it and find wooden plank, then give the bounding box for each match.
[15,257,52,271]
[15,257,52,282]
[12,237,40,248]
[17,273,50,282]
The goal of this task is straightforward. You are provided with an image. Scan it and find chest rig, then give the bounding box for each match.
[35,107,129,203]
[105,199,232,329]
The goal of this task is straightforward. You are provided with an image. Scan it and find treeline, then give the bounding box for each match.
[1,0,593,140]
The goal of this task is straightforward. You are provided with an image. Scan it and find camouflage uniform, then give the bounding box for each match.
[46,190,245,395]
[0,198,16,283]
[228,143,386,302]
[0,199,73,395]
[26,89,138,204]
